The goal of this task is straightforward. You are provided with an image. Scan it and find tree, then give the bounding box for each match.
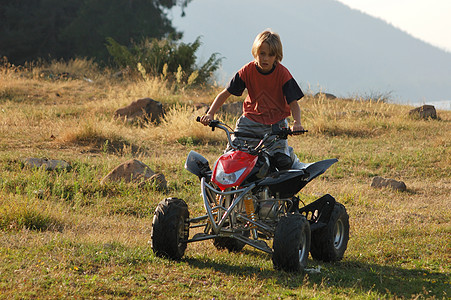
[0,0,190,64]
[0,0,78,63]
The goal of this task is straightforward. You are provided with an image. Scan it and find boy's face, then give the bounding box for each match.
[255,42,276,73]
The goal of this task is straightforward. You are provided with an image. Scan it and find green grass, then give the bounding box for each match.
[0,61,450,299]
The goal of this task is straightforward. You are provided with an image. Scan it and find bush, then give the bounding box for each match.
[106,36,222,85]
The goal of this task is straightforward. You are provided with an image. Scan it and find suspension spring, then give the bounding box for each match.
[244,194,257,228]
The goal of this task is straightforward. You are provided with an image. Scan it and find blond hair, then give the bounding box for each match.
[251,29,283,63]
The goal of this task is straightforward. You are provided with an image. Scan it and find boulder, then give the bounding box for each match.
[314,92,337,99]
[219,102,243,115]
[192,102,243,116]
[193,102,209,112]
[22,158,71,171]
[408,105,437,120]
[115,98,164,124]
[100,159,166,189]
[101,159,154,184]
[371,176,407,192]
[139,173,167,190]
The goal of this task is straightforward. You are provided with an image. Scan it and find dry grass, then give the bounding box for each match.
[146,104,225,144]
[0,193,69,231]
[0,60,450,299]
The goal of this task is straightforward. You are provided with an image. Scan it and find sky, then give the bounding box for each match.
[169,0,451,109]
[336,0,451,52]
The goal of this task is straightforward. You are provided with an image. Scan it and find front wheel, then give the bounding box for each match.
[310,203,349,262]
[272,213,311,272]
[151,197,189,260]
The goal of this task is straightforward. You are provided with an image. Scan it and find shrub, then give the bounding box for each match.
[106,36,222,85]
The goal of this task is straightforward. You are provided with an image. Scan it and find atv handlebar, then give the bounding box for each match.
[272,127,308,138]
[196,116,236,147]
[196,117,307,151]
[196,116,220,130]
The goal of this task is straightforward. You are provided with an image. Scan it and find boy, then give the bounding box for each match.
[200,29,304,170]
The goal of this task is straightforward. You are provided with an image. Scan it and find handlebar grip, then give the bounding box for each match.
[196,116,219,131]
[292,130,308,135]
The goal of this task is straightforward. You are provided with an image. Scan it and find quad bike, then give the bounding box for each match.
[151,118,349,272]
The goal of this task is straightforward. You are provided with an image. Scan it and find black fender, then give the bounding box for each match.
[299,194,336,231]
[257,170,308,198]
[300,159,338,182]
[256,159,338,198]
[257,170,307,186]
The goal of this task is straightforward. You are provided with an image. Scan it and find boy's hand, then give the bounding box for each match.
[200,113,214,126]
[291,121,305,134]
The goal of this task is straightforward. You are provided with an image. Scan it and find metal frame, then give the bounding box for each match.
[186,178,294,254]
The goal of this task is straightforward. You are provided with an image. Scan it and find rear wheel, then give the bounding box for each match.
[151,197,189,260]
[310,203,349,262]
[272,213,311,272]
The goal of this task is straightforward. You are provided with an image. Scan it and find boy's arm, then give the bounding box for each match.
[289,100,305,132]
[200,89,231,125]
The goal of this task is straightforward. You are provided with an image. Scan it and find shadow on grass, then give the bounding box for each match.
[182,255,449,298]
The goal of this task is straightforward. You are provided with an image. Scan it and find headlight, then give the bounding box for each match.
[211,150,258,190]
[214,161,246,186]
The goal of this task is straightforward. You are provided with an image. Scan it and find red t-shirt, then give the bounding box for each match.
[227,61,304,125]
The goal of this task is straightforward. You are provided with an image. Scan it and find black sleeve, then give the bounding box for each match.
[283,78,304,103]
[226,72,246,96]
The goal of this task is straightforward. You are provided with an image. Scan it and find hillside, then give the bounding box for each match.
[0,62,450,298]
[171,0,451,106]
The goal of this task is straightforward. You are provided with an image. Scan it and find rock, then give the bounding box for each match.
[193,102,209,112]
[192,102,243,116]
[219,102,243,115]
[101,159,166,189]
[139,173,167,190]
[113,67,131,78]
[114,98,164,124]
[371,176,407,192]
[101,159,154,185]
[314,92,337,99]
[22,158,71,171]
[409,105,437,120]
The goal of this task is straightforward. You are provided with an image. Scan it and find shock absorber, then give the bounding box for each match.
[244,194,257,228]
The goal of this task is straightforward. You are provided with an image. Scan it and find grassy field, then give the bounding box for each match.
[0,60,450,299]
